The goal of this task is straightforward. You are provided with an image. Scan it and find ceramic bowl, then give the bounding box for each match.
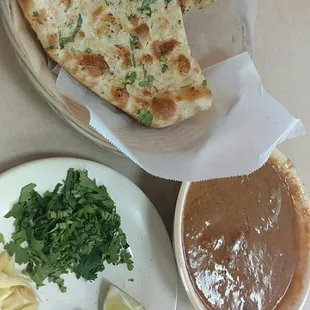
[174,149,310,310]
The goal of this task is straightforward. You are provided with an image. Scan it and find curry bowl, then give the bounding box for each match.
[174,149,310,310]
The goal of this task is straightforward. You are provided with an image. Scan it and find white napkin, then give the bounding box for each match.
[56,52,305,181]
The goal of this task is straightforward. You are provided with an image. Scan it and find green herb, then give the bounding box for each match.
[202,79,208,86]
[138,81,149,87]
[3,169,133,293]
[109,71,114,76]
[137,0,157,16]
[0,233,4,244]
[44,46,53,52]
[85,48,92,53]
[127,14,137,20]
[68,23,74,29]
[129,36,139,68]
[59,14,83,50]
[130,35,140,51]
[162,63,168,73]
[164,0,173,5]
[125,72,137,83]
[137,108,153,127]
[32,11,39,17]
[138,75,155,87]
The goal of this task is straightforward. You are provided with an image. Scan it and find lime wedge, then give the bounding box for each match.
[103,285,145,310]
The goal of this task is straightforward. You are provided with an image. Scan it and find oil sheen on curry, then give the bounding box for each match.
[183,159,297,310]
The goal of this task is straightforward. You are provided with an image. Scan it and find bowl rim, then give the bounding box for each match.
[0,0,121,155]
[173,148,310,310]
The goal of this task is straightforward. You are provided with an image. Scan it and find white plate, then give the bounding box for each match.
[0,158,178,310]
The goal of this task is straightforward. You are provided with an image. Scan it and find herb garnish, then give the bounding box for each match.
[85,48,92,53]
[162,63,168,73]
[137,108,153,127]
[59,14,83,50]
[129,35,140,68]
[164,0,173,6]
[139,75,154,87]
[202,79,208,86]
[3,169,133,293]
[137,0,157,17]
[32,11,39,17]
[127,14,137,20]
[125,72,137,83]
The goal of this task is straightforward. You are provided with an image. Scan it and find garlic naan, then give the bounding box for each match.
[18,0,212,127]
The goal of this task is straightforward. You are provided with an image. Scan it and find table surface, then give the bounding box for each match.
[1,0,310,308]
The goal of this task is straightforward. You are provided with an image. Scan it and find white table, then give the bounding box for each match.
[1,0,310,308]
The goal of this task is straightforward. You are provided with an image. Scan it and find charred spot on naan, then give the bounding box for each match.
[133,23,150,40]
[151,95,177,119]
[177,86,212,102]
[111,87,130,110]
[173,54,191,76]
[115,45,132,69]
[79,54,109,77]
[47,33,58,50]
[92,6,105,22]
[31,8,47,25]
[151,39,180,59]
[129,16,140,27]
[138,54,154,65]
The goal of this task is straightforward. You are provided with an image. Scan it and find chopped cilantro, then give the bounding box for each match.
[138,81,149,87]
[202,79,208,86]
[32,11,39,17]
[3,169,133,292]
[131,53,136,68]
[162,63,168,73]
[127,14,137,20]
[85,48,92,53]
[137,108,153,127]
[125,72,137,83]
[147,75,154,83]
[137,0,157,16]
[138,74,154,87]
[130,35,140,51]
[129,36,139,68]
[59,14,83,50]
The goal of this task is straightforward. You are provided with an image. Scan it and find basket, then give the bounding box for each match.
[0,0,119,153]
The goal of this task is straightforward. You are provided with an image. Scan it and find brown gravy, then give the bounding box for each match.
[183,159,299,310]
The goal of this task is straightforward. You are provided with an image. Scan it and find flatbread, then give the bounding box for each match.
[18,0,212,128]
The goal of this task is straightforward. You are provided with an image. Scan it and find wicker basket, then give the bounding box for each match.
[0,0,119,153]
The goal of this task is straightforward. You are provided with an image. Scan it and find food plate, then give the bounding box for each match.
[0,158,178,310]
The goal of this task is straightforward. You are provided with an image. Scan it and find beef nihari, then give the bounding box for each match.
[17,0,213,128]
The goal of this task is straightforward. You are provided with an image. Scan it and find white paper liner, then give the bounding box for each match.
[54,0,305,181]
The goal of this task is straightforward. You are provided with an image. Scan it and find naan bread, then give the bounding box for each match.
[18,0,212,128]
[180,0,216,13]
